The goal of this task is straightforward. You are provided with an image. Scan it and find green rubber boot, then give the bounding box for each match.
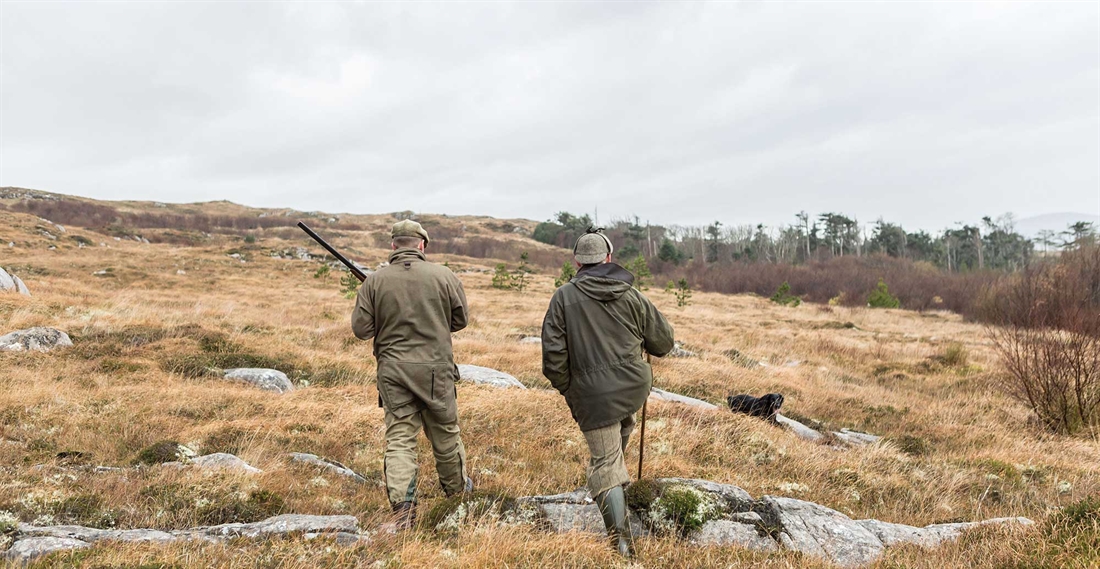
[595,485,634,558]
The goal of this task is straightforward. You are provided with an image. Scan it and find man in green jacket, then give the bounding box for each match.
[541,229,675,557]
[352,220,472,529]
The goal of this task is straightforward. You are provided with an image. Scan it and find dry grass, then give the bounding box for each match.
[0,204,1097,568]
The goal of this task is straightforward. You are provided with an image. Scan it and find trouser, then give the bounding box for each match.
[582,414,636,497]
[383,408,468,505]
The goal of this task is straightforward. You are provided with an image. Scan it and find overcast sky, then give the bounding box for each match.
[2,2,1098,231]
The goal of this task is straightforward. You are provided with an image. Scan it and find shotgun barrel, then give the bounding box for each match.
[297,221,369,282]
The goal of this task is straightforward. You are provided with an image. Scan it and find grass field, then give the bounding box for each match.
[0,198,1097,568]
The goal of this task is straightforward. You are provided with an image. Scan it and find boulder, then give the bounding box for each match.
[189,453,262,473]
[223,368,294,394]
[289,452,367,483]
[756,495,884,568]
[0,267,15,292]
[13,275,29,295]
[774,413,825,442]
[4,536,90,564]
[457,364,526,389]
[0,327,73,352]
[648,388,719,411]
[657,478,754,512]
[691,519,777,551]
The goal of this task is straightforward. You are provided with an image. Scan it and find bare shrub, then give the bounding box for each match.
[986,246,1100,435]
[665,254,1000,314]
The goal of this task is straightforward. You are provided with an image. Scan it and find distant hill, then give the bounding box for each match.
[1014,212,1099,239]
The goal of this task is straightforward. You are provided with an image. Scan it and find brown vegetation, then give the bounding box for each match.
[0,199,1096,567]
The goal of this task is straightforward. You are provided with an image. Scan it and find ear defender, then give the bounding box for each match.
[573,227,614,258]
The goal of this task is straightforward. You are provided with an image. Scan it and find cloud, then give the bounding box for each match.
[2,1,1097,231]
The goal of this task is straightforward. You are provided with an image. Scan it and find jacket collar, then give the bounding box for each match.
[575,262,635,285]
[388,248,426,264]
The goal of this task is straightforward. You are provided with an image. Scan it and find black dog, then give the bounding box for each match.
[727,393,784,422]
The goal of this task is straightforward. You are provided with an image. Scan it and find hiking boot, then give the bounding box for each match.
[391,501,416,530]
[595,485,634,558]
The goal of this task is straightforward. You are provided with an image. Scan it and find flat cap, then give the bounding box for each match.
[573,229,613,265]
[391,220,430,244]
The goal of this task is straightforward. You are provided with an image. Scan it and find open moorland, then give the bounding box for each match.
[0,190,1097,568]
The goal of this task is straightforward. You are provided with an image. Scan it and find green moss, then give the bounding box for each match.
[134,440,184,465]
[625,479,660,512]
[649,485,722,537]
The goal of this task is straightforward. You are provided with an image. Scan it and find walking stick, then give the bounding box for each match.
[637,352,651,480]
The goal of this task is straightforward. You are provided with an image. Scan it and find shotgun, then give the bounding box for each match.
[297,221,369,282]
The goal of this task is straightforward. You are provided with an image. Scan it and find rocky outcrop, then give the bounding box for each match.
[0,267,29,296]
[0,328,72,352]
[191,453,262,473]
[756,496,884,568]
[3,536,89,564]
[7,514,365,563]
[223,368,294,394]
[164,453,261,473]
[457,364,526,389]
[289,452,366,483]
[514,480,1031,568]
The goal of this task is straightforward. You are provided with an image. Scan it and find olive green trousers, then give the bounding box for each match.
[383,409,468,505]
[582,414,636,497]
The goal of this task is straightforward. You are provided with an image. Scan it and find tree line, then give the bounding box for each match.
[533,211,1097,273]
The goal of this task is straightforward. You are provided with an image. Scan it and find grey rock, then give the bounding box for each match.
[833,429,881,446]
[857,517,1033,549]
[691,520,778,551]
[305,531,369,546]
[289,452,367,483]
[4,536,90,564]
[190,453,262,473]
[537,502,648,537]
[648,388,719,411]
[17,523,102,541]
[775,413,825,442]
[195,514,358,538]
[518,336,542,344]
[855,519,936,548]
[0,267,15,292]
[920,517,1033,544]
[101,529,177,543]
[668,342,697,358]
[12,275,30,296]
[223,368,294,393]
[0,327,73,352]
[756,495,884,568]
[520,489,590,504]
[657,478,755,512]
[539,502,605,534]
[457,364,526,389]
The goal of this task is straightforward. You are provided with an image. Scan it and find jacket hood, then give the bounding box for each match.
[572,263,635,302]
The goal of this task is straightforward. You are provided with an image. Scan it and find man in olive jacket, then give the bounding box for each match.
[541,229,675,556]
[352,220,471,529]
